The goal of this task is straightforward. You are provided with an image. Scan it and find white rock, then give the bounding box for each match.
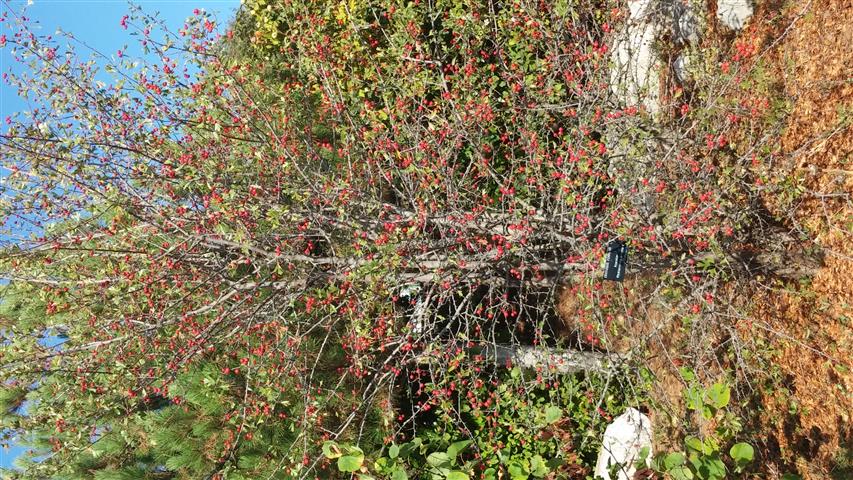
[673,53,691,84]
[672,0,702,45]
[628,0,656,20]
[594,408,653,480]
[717,0,754,31]
[409,296,428,335]
[610,17,661,115]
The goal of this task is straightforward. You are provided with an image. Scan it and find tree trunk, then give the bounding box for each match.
[485,345,618,375]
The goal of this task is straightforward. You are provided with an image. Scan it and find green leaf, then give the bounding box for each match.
[685,386,703,411]
[729,442,754,465]
[695,453,726,480]
[322,440,341,459]
[685,436,706,455]
[663,452,686,469]
[374,457,390,471]
[669,466,694,480]
[636,446,651,468]
[544,405,562,424]
[427,452,451,468]
[392,471,409,480]
[445,472,469,480]
[507,459,528,479]
[346,445,365,456]
[389,443,400,459]
[338,455,364,472]
[706,383,730,410]
[447,440,472,460]
[529,455,549,477]
[406,437,423,455]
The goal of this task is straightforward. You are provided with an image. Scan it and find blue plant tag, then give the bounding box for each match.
[603,240,628,281]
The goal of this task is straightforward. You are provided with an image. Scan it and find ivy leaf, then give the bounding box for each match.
[388,443,400,459]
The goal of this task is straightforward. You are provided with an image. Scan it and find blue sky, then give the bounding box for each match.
[1,0,240,121]
[0,0,239,469]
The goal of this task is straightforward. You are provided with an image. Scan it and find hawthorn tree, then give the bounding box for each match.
[0,1,819,478]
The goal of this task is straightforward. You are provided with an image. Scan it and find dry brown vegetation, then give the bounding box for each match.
[554,1,851,477]
[746,0,852,477]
